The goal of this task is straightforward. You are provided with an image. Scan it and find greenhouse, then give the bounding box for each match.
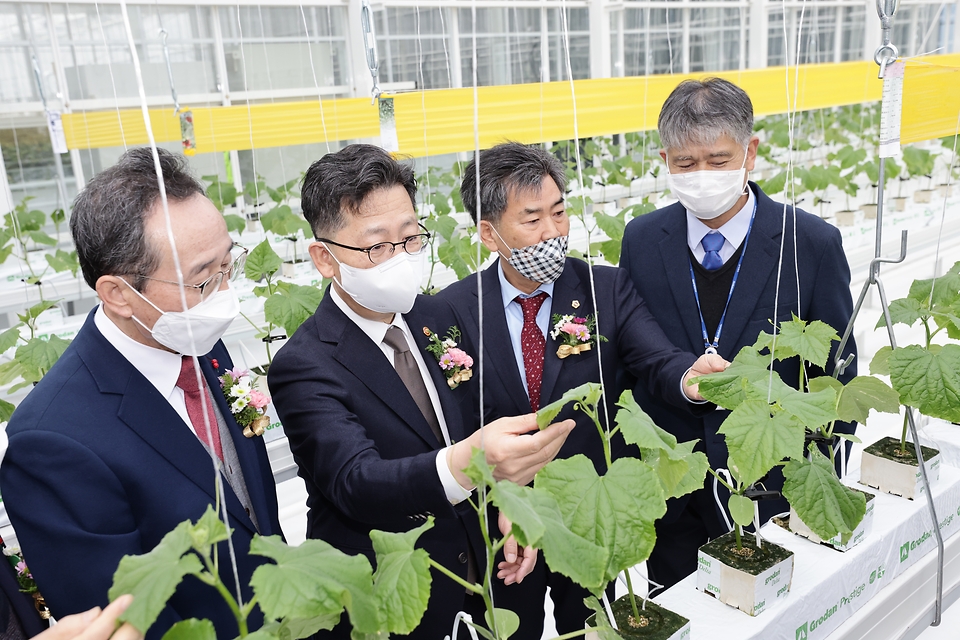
[0,0,959,639]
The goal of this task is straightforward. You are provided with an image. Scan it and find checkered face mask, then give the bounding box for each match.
[494,228,568,284]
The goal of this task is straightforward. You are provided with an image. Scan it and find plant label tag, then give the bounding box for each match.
[879,61,904,159]
[46,110,68,154]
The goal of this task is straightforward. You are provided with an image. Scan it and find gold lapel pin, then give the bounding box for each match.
[572,300,581,309]
[423,327,432,336]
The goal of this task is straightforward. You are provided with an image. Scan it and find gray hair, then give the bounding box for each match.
[460,142,568,225]
[658,78,754,151]
[300,144,417,239]
[70,147,204,291]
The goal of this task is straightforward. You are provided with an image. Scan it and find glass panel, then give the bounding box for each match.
[220,5,347,92]
[375,7,454,89]
[0,4,58,104]
[840,6,866,61]
[690,7,745,72]
[547,8,590,81]
[621,8,682,76]
[459,7,541,86]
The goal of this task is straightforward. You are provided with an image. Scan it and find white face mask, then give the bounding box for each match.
[125,282,240,355]
[327,245,424,315]
[666,150,749,220]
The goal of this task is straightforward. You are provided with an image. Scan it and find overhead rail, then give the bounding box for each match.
[60,54,960,156]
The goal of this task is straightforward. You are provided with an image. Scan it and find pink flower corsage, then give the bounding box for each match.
[550,313,607,359]
[219,367,272,438]
[424,326,474,389]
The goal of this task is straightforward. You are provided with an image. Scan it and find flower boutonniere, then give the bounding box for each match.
[550,313,607,359]
[219,367,272,438]
[5,549,51,618]
[424,326,474,389]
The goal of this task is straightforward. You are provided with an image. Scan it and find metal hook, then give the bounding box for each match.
[360,0,382,101]
[159,28,181,114]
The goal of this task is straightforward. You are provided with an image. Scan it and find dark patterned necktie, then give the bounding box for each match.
[516,292,549,411]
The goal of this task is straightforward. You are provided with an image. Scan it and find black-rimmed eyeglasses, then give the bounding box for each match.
[137,242,249,300]
[318,224,432,266]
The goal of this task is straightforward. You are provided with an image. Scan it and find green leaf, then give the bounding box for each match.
[16,335,70,379]
[614,390,677,450]
[583,597,621,640]
[27,230,57,246]
[0,399,15,423]
[718,400,806,486]
[834,376,900,423]
[484,608,520,640]
[889,344,960,422]
[536,456,665,583]
[643,440,709,499]
[491,480,608,594]
[45,249,79,276]
[160,619,216,640]
[907,272,960,309]
[536,382,602,430]
[462,448,496,491]
[836,432,862,443]
[224,214,247,235]
[369,520,433,635]
[0,327,21,353]
[263,281,324,337]
[24,300,59,321]
[261,205,310,237]
[50,208,65,226]
[757,170,787,195]
[870,346,892,375]
[593,212,626,244]
[759,316,838,368]
[245,240,283,281]
[695,348,773,410]
[110,520,204,634]
[188,505,230,552]
[728,494,755,528]
[249,535,380,633]
[783,445,866,541]
[776,385,838,429]
[423,214,457,242]
[878,298,923,329]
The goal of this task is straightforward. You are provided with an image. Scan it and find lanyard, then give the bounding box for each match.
[688,198,758,355]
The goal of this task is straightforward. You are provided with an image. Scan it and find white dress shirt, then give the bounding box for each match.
[329,287,472,505]
[498,262,555,398]
[685,187,756,266]
[93,304,197,434]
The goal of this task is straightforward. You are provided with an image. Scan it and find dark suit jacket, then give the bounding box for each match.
[267,291,483,640]
[440,258,699,475]
[619,182,857,532]
[0,309,283,640]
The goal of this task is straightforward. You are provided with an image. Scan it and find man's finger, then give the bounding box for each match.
[80,595,135,640]
[515,546,538,583]
[503,535,518,564]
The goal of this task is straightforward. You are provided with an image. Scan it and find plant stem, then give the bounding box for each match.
[199,551,248,637]
[707,468,735,493]
[734,525,743,551]
[900,412,909,453]
[623,570,641,622]
[427,559,483,595]
[553,629,595,640]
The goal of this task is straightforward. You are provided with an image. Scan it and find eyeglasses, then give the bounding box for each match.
[138,242,249,300]
[318,224,432,266]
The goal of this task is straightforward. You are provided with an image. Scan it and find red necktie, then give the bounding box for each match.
[516,292,549,412]
[177,357,223,461]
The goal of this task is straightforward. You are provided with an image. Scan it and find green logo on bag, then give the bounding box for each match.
[796,622,808,640]
[900,542,910,563]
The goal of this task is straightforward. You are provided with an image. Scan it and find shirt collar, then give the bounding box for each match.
[497,260,554,309]
[330,284,402,346]
[93,304,183,398]
[686,186,756,251]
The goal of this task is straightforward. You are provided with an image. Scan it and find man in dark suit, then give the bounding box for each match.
[267,144,576,639]
[619,78,857,589]
[438,142,726,637]
[0,147,283,640]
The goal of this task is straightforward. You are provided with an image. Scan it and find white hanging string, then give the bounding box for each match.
[925,111,960,307]
[95,3,126,149]
[117,0,245,609]
[234,5,262,210]
[557,0,611,439]
[299,4,332,155]
[255,5,291,198]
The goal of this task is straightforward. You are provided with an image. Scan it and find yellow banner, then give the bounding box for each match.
[61,55,959,156]
[902,54,960,144]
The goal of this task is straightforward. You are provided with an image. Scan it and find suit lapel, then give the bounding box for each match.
[714,186,784,355]
[478,265,531,415]
[406,307,466,444]
[324,297,443,449]
[202,356,269,533]
[658,211,706,352]
[539,264,582,406]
